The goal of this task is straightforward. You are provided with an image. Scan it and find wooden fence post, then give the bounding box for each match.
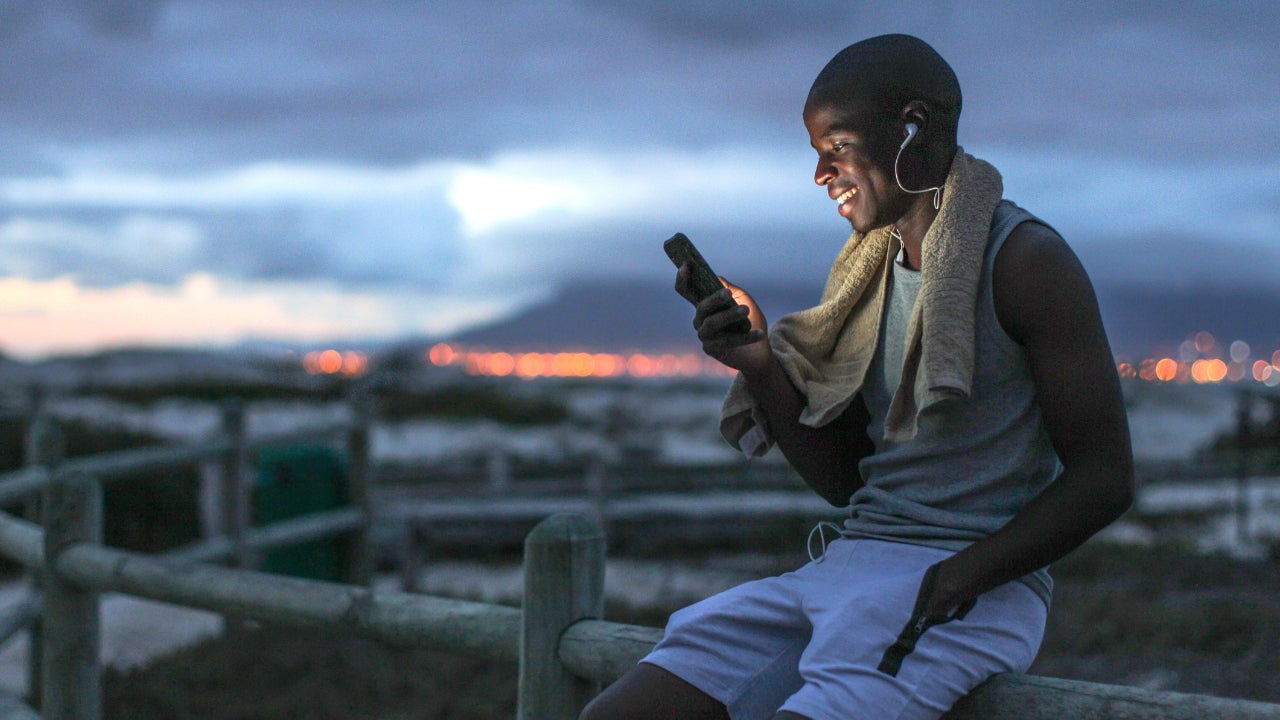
[1234,390,1252,546]
[220,399,251,571]
[518,513,605,720]
[41,471,102,720]
[585,455,609,540]
[219,399,252,636]
[342,390,373,586]
[486,439,512,495]
[22,398,62,705]
[399,521,427,594]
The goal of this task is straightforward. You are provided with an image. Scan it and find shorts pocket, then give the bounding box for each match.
[876,563,977,677]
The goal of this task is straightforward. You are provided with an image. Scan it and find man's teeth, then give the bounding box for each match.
[836,188,858,204]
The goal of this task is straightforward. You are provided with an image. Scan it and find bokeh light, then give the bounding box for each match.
[1229,340,1250,363]
[428,343,455,366]
[1226,361,1246,382]
[1253,360,1273,382]
[310,339,1280,385]
[412,345,736,379]
[1194,331,1216,354]
[303,348,368,377]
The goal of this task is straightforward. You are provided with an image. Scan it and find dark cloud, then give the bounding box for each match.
[578,0,850,46]
[0,0,1276,300]
[6,1,1273,168]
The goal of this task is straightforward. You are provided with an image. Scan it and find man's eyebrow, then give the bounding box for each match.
[812,129,851,151]
[819,125,861,140]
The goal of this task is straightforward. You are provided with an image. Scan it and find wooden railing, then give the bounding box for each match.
[1,400,1280,719]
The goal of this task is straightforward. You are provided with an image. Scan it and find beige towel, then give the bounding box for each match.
[722,150,1004,456]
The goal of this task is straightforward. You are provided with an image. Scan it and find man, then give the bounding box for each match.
[581,34,1133,720]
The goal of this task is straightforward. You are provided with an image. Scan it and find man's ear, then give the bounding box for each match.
[900,100,931,142]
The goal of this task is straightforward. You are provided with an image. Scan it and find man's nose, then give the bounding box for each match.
[814,158,835,187]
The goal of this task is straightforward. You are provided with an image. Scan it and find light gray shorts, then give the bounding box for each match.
[642,538,1047,720]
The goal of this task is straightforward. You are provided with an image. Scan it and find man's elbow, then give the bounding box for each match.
[821,491,851,509]
[1099,461,1136,523]
[793,463,861,508]
[1109,478,1135,521]
[1062,454,1134,527]
[812,476,857,509]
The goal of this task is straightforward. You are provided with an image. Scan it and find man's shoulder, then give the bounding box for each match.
[989,198,1070,265]
[990,205,1097,347]
[991,200,1062,244]
[1000,217,1072,267]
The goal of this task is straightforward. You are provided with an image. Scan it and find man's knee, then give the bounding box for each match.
[577,681,640,720]
[577,693,610,720]
[578,662,729,720]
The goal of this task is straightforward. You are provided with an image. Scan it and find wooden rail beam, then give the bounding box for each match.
[558,618,663,684]
[50,539,522,660]
[0,420,356,504]
[0,692,41,720]
[945,673,1280,720]
[160,507,363,565]
[0,590,41,647]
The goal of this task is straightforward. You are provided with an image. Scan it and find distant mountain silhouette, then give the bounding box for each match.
[1095,285,1280,357]
[447,279,821,353]
[447,279,1280,360]
[8,282,1278,378]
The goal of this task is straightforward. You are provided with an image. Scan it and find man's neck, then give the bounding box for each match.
[893,195,940,271]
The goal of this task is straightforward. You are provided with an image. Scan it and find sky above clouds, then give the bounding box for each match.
[1,0,1277,357]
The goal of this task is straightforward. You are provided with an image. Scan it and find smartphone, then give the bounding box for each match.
[663,232,751,334]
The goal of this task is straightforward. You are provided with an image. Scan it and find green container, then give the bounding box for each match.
[253,445,347,581]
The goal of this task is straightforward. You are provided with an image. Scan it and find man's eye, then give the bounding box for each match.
[831,142,848,152]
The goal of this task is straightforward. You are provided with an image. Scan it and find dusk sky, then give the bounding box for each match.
[1,1,1277,358]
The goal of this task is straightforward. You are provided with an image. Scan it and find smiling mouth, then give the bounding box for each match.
[835,187,858,205]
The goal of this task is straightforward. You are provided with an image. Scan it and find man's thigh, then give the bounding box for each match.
[624,539,1045,720]
[641,572,813,719]
[779,541,1047,720]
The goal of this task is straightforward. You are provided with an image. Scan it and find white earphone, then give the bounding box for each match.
[894,122,941,208]
[901,122,919,150]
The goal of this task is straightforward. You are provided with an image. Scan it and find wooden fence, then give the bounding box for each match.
[1,398,1280,719]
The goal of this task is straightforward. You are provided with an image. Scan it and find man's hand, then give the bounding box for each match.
[674,265,770,376]
[919,557,978,618]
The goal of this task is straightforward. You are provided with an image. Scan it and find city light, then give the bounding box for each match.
[1253,361,1273,382]
[1116,331,1280,386]
[425,342,735,379]
[302,349,369,377]
[1194,331,1216,354]
[299,332,1280,386]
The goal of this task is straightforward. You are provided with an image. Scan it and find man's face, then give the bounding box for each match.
[802,100,907,234]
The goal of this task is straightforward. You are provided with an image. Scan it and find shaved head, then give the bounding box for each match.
[807,34,962,142]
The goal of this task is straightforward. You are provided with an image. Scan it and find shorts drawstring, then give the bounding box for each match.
[807,521,845,562]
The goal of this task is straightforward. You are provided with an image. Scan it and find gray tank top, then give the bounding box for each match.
[846,200,1062,606]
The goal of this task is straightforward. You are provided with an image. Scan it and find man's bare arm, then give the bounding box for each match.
[738,356,872,507]
[924,221,1135,615]
[679,272,871,507]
